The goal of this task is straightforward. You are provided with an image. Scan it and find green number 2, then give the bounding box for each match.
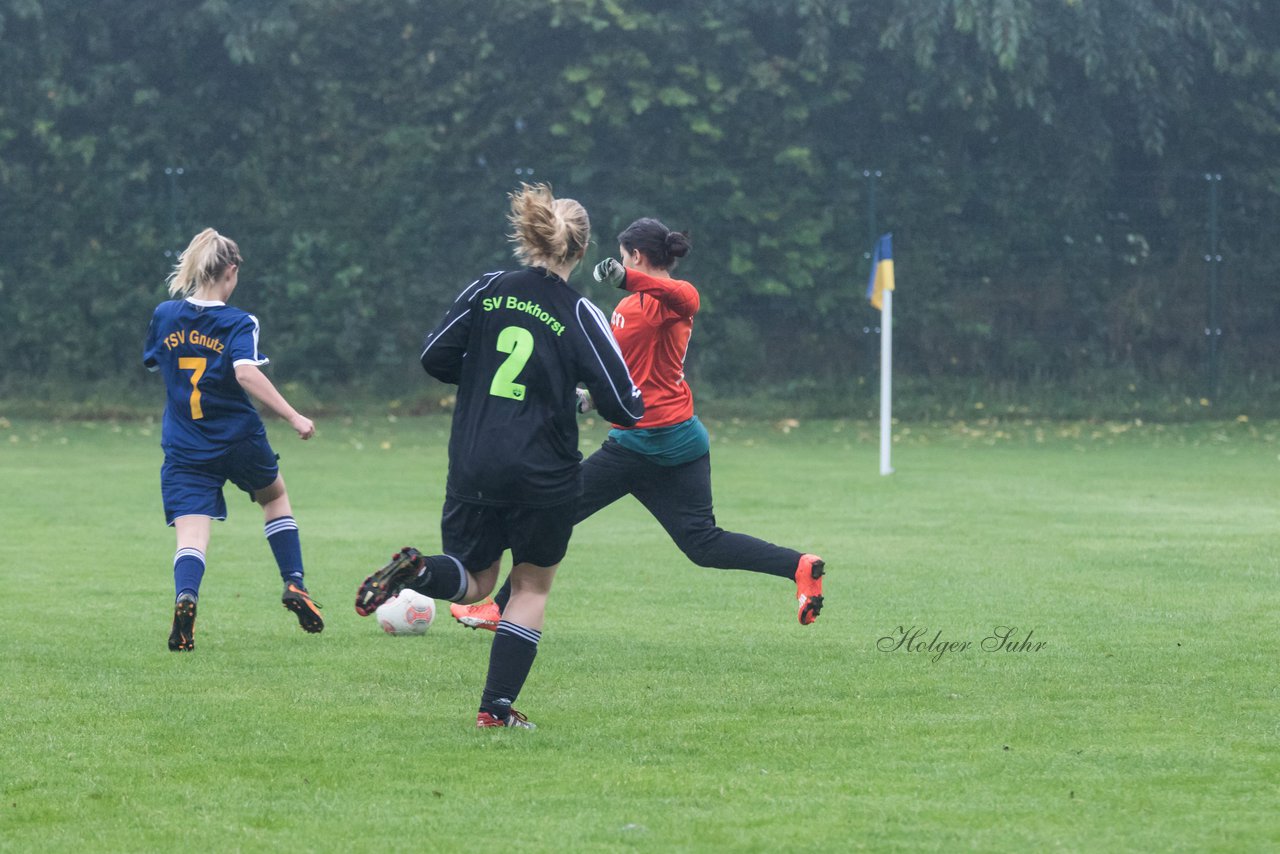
[489,326,535,401]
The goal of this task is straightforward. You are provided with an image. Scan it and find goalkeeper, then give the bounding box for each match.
[451,217,825,631]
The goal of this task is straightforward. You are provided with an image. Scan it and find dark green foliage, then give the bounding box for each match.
[2,0,1278,406]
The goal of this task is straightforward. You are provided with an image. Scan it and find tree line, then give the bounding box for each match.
[2,0,1277,409]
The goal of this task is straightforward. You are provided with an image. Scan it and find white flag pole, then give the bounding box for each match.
[879,288,894,475]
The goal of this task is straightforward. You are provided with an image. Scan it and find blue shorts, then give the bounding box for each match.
[440,496,575,570]
[161,434,280,525]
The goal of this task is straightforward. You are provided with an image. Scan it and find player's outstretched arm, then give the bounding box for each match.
[611,265,699,318]
[234,363,315,439]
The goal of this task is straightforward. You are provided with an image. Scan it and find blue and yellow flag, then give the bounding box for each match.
[866,233,895,311]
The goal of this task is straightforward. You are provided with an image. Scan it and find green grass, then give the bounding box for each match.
[1,413,1277,852]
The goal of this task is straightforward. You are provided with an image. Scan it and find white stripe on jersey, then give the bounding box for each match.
[420,272,504,361]
[420,308,472,362]
[575,298,644,421]
[455,271,505,304]
[233,314,270,367]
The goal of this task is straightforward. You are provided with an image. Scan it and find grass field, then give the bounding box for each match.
[1,413,1277,852]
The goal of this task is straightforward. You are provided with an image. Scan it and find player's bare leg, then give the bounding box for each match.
[476,562,556,729]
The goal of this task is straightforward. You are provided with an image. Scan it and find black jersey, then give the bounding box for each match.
[420,267,644,506]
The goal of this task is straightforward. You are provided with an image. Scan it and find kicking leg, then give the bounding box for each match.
[634,454,826,624]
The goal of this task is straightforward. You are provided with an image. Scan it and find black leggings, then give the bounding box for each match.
[574,439,801,579]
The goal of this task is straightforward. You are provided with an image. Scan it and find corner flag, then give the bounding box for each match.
[867,233,894,475]
[866,233,895,311]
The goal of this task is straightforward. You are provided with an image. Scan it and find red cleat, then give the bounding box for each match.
[795,554,825,625]
[477,708,535,729]
[450,597,501,631]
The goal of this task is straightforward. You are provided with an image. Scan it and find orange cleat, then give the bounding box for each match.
[477,708,535,729]
[282,581,325,633]
[795,554,825,625]
[450,597,501,631]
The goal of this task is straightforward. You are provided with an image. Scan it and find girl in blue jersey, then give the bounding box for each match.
[144,228,323,651]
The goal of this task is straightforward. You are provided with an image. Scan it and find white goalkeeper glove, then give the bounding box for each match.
[592,257,626,289]
[575,388,594,414]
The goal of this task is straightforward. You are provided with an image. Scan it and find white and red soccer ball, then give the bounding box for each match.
[375,590,436,636]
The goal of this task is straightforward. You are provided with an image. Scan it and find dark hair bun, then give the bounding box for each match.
[618,217,691,270]
[665,230,692,258]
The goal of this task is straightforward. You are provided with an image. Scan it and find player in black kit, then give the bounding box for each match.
[355,183,643,729]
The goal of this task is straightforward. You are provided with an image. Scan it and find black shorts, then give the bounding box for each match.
[440,496,575,570]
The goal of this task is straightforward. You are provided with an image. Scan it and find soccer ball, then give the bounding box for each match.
[375,590,436,636]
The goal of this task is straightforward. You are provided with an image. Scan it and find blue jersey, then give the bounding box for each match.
[143,297,269,461]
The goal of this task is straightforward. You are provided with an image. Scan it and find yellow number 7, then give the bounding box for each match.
[178,357,207,419]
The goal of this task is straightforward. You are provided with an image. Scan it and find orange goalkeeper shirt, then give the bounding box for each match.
[609,267,700,429]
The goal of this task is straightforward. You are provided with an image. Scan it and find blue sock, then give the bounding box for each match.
[479,620,541,720]
[265,516,304,584]
[174,548,206,601]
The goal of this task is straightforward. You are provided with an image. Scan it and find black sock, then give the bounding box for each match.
[405,554,467,601]
[479,620,541,720]
[494,578,512,613]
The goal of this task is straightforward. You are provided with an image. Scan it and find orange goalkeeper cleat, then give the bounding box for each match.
[450,597,501,631]
[795,554,825,625]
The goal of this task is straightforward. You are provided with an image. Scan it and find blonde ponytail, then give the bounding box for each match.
[166,228,242,298]
[507,183,590,269]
